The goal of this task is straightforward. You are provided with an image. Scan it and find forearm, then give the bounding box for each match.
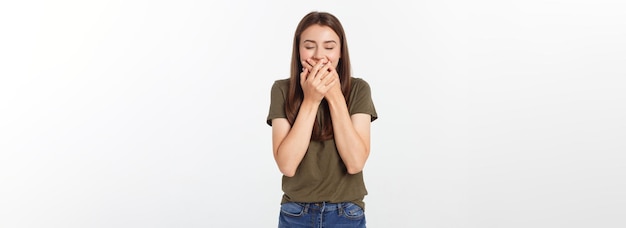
[326,95,369,174]
[275,99,319,176]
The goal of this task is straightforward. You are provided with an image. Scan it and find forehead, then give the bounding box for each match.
[300,24,340,42]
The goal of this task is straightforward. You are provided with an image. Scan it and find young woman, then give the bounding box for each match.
[267,11,378,228]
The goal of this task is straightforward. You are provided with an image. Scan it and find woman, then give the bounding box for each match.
[267,11,377,228]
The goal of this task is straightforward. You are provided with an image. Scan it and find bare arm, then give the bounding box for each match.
[326,94,371,174]
[272,59,337,177]
[324,65,371,174]
[271,100,318,177]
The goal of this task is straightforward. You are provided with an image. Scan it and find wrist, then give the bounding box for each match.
[325,92,345,106]
[301,98,321,111]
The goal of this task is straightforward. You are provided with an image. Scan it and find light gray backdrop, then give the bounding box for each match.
[1,0,625,227]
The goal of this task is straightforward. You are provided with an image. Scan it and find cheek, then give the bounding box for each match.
[299,49,313,61]
[329,52,340,65]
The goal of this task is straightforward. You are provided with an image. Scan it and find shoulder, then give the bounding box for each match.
[350,77,372,90]
[272,78,290,89]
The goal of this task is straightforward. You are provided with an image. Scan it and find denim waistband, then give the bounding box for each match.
[295,202,344,212]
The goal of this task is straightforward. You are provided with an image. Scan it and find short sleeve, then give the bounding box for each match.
[348,78,378,122]
[266,79,289,126]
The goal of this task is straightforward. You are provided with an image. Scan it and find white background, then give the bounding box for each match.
[1,0,625,227]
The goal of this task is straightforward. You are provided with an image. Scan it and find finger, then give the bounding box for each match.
[311,58,328,69]
[303,59,316,71]
[320,67,334,84]
[309,60,326,80]
[322,77,335,88]
[328,62,339,73]
[318,61,332,79]
[318,68,331,84]
[319,62,336,83]
[324,78,337,90]
[305,58,318,69]
[321,70,336,86]
[328,63,339,79]
[301,60,312,71]
[315,59,329,72]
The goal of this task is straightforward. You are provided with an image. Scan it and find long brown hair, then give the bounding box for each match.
[285,11,352,141]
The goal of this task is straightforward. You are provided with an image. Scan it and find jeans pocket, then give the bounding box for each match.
[280,202,305,217]
[342,202,365,220]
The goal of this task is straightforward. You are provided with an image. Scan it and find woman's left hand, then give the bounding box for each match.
[324,64,342,100]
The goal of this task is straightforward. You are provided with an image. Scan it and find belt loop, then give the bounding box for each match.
[304,203,310,214]
[337,202,344,216]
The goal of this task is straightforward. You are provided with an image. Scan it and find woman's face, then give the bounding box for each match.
[299,24,341,68]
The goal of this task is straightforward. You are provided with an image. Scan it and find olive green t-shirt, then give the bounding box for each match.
[266,77,378,210]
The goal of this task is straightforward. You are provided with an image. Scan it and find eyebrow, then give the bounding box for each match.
[303,40,337,44]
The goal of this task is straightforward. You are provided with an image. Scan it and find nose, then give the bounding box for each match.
[313,50,326,62]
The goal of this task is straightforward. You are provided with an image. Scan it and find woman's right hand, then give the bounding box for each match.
[300,58,337,103]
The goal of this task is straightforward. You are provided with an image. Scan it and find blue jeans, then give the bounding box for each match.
[278,202,366,228]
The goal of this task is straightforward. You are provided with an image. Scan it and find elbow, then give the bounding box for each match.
[279,166,297,177]
[282,170,296,177]
[346,165,364,175]
[274,150,297,177]
[345,150,368,175]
